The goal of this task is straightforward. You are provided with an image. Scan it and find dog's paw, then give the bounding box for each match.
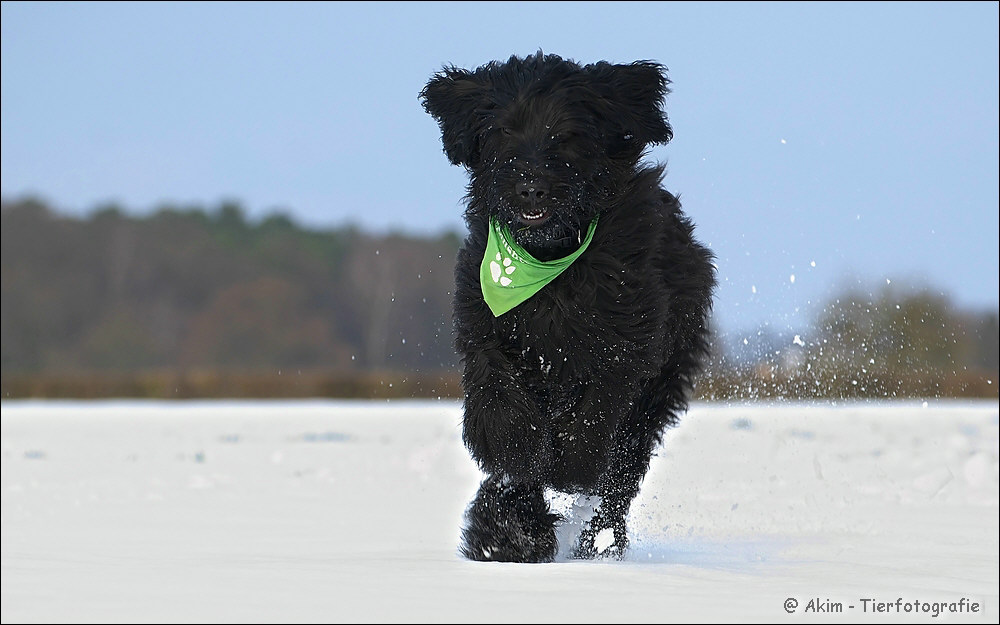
[461,479,558,563]
[462,532,556,563]
[461,510,558,563]
[573,523,628,560]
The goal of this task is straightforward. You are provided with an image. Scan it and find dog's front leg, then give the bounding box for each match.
[551,380,637,560]
[460,348,552,482]
[572,414,659,561]
[459,349,559,562]
[573,368,692,560]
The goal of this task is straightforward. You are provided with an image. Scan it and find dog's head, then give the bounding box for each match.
[421,52,672,259]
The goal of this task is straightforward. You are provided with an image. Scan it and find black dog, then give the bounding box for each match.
[420,52,715,562]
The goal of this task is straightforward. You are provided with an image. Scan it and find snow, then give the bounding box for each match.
[594,528,616,554]
[2,400,998,622]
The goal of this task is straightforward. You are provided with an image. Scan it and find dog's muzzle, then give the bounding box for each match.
[515,179,552,225]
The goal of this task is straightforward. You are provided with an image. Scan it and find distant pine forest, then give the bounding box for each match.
[2,198,996,400]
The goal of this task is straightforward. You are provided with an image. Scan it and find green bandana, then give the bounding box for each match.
[480,217,599,316]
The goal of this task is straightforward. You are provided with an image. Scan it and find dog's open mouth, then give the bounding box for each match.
[518,208,551,226]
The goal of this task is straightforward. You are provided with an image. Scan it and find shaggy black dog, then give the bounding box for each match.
[420,52,715,562]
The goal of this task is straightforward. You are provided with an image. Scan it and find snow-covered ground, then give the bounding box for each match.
[2,400,997,623]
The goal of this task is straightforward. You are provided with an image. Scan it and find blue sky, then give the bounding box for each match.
[2,1,998,338]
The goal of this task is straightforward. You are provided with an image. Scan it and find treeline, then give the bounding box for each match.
[1,198,461,397]
[1,198,996,399]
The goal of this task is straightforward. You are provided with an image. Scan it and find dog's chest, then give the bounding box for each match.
[500,287,653,385]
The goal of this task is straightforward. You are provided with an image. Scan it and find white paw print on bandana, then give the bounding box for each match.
[489,253,516,286]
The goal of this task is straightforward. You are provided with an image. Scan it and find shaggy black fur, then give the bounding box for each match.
[420,52,716,562]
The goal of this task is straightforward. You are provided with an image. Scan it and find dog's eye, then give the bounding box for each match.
[501,127,513,136]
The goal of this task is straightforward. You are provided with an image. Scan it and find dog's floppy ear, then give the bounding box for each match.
[603,61,674,147]
[420,67,490,167]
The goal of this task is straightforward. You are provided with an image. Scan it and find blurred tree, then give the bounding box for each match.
[180,276,351,369]
[803,285,997,397]
[0,198,461,383]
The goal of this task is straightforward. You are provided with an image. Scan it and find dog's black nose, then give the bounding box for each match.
[515,180,550,205]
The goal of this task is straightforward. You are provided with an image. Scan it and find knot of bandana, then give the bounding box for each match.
[480,217,599,316]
